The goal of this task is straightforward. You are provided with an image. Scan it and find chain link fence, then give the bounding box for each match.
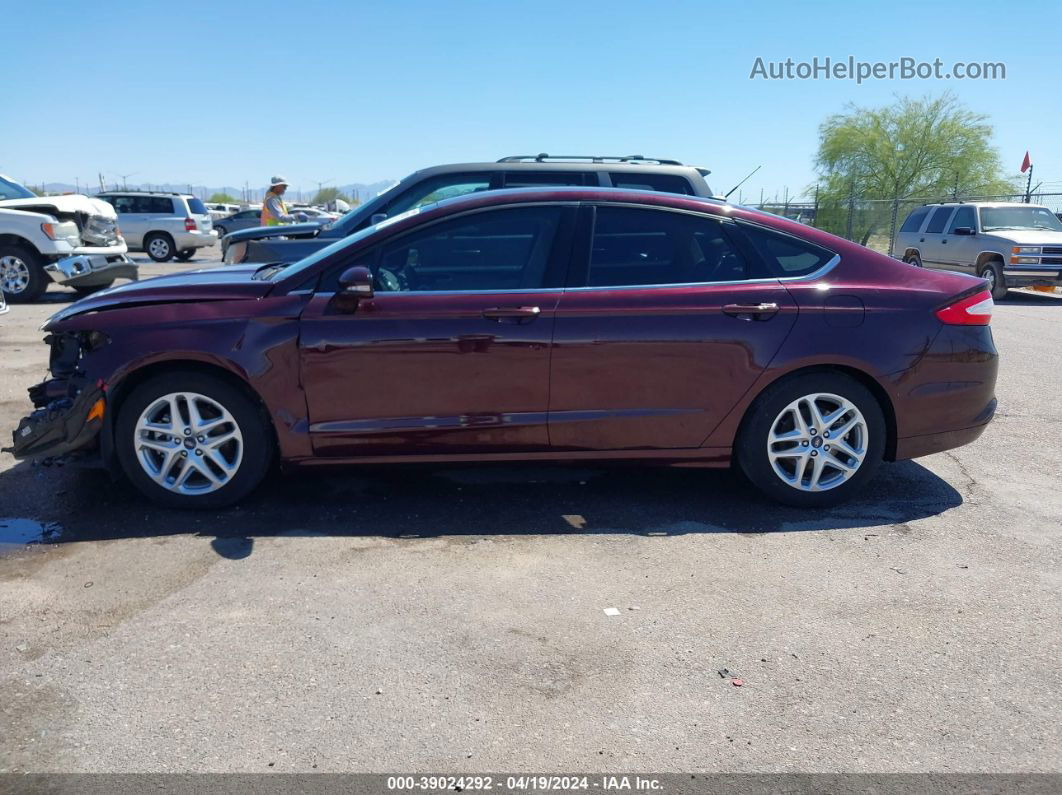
[757,192,1062,256]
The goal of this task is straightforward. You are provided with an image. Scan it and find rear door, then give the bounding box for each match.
[547,204,798,451]
[298,203,575,457]
[919,206,956,269]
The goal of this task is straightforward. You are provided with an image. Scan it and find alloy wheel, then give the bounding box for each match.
[134,392,243,495]
[0,255,30,294]
[766,392,868,492]
[148,237,171,259]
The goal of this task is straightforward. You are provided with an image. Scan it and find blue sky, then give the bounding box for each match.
[2,0,1059,200]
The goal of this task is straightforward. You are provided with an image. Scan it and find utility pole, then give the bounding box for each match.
[314,178,334,202]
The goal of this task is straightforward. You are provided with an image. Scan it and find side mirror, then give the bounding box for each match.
[952,227,975,236]
[338,265,374,299]
[371,213,388,225]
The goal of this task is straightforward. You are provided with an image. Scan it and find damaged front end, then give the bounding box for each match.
[3,331,109,462]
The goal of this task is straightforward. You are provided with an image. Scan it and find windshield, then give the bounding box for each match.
[980,206,1062,232]
[0,175,37,200]
[269,205,430,282]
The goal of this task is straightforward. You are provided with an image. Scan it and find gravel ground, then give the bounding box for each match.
[1,253,1060,773]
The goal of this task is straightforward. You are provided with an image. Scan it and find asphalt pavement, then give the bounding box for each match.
[1,250,1059,773]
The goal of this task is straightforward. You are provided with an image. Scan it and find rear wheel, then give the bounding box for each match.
[144,233,175,262]
[115,372,274,509]
[737,372,886,508]
[904,252,923,268]
[979,260,1008,301]
[175,249,196,262]
[0,244,47,303]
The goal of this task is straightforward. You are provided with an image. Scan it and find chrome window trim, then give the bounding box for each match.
[308,254,842,296]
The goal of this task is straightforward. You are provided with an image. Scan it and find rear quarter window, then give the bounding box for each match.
[186,198,208,215]
[608,173,694,195]
[738,223,835,277]
[900,206,930,233]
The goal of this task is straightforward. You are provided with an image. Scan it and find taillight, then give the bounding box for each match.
[184,217,196,231]
[935,290,993,326]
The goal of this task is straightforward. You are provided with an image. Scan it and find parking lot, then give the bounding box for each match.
[1,250,1060,773]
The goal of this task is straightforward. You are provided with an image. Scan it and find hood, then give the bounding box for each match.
[45,264,272,327]
[982,229,1062,246]
[0,193,117,219]
[225,221,325,244]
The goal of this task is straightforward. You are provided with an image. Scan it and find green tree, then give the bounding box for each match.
[812,93,1016,244]
[208,192,239,204]
[311,186,354,206]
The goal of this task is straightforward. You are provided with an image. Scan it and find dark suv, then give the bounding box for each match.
[223,154,714,265]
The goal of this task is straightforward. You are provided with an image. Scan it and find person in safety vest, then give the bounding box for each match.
[260,176,304,226]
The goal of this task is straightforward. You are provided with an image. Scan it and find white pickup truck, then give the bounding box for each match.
[0,175,137,303]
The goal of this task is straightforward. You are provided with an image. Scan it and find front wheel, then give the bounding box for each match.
[115,372,274,509]
[979,260,1008,301]
[737,372,885,508]
[0,244,47,303]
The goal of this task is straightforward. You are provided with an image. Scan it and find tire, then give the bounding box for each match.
[144,232,175,262]
[214,226,227,240]
[73,282,114,297]
[736,372,886,508]
[979,260,1008,301]
[0,243,48,303]
[175,249,196,262]
[904,252,923,268]
[115,372,274,509]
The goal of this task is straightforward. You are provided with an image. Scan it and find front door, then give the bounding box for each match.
[548,205,799,451]
[941,205,979,274]
[299,204,574,457]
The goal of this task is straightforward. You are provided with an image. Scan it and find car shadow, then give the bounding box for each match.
[0,457,962,560]
[999,289,1062,305]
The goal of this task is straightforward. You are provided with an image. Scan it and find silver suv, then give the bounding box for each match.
[97,192,217,262]
[896,201,1062,300]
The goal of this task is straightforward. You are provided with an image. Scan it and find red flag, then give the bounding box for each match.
[1021,151,1032,173]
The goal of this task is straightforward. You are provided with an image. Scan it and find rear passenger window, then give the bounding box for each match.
[608,173,694,195]
[587,207,747,287]
[502,172,597,187]
[738,223,835,277]
[924,207,954,234]
[900,206,930,233]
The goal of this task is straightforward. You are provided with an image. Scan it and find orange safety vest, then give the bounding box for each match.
[261,190,288,226]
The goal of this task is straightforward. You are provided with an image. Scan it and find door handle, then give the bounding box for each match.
[482,306,541,323]
[722,302,779,320]
[919,237,925,242]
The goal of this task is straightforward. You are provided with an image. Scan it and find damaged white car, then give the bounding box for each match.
[0,175,137,302]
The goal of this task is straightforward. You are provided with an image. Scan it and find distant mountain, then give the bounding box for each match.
[35,180,398,203]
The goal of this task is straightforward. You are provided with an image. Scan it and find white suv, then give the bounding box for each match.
[97,192,217,262]
[896,201,1062,300]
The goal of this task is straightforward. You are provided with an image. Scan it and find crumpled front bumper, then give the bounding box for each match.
[3,383,105,461]
[45,253,138,287]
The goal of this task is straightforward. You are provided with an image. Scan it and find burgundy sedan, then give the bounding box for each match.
[6,188,998,509]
